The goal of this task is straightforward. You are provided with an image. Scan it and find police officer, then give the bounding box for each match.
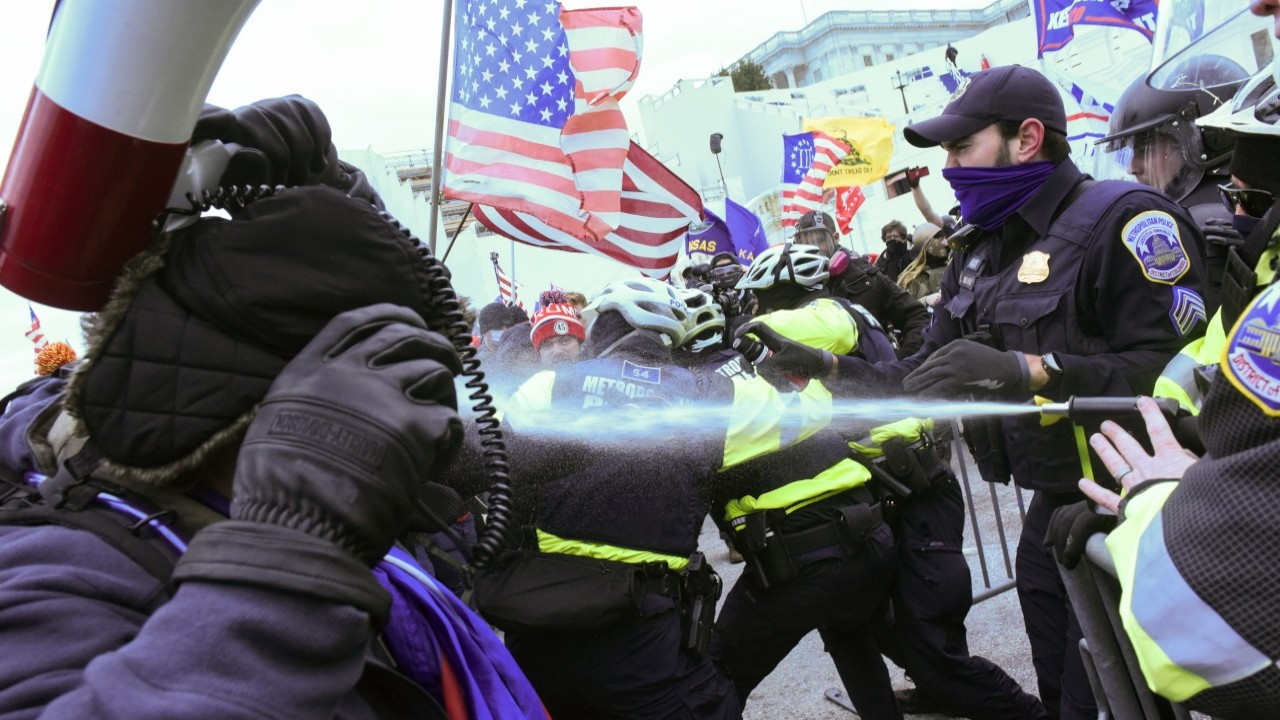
[1098,55,1250,312]
[472,278,864,720]
[693,244,902,719]
[734,245,1046,720]
[747,65,1208,720]
[1154,58,1280,411]
[1080,389,1280,718]
[795,210,931,358]
[1072,10,1280,715]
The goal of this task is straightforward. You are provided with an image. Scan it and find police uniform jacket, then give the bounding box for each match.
[836,159,1207,493]
[501,331,836,571]
[1106,281,1280,719]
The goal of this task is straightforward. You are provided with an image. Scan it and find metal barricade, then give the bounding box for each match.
[1059,533,1196,720]
[950,420,1024,603]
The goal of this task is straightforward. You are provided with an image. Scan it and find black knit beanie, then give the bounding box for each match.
[1230,134,1280,197]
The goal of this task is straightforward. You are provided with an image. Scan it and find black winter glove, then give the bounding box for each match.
[174,304,462,620]
[733,321,835,389]
[903,339,1028,400]
[1200,216,1244,249]
[192,95,384,208]
[1045,500,1117,570]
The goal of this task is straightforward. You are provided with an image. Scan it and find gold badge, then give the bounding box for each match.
[1017,251,1051,284]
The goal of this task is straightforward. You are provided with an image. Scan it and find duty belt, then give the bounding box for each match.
[852,434,950,502]
[733,488,884,590]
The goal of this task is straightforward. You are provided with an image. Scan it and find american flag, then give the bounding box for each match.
[443,0,641,242]
[25,305,47,355]
[491,255,526,309]
[780,130,851,228]
[473,142,701,278]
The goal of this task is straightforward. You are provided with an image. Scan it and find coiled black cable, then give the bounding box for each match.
[157,184,285,224]
[158,186,513,570]
[380,211,513,571]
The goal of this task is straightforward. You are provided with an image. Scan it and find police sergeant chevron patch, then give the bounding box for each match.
[1170,286,1206,338]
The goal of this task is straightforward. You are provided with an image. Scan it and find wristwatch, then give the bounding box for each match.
[1043,352,1065,386]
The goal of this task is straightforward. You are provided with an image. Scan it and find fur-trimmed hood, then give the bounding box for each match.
[62,185,438,489]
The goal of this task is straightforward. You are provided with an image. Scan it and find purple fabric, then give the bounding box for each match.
[0,375,66,476]
[372,547,545,720]
[942,161,1057,230]
[1233,213,1261,238]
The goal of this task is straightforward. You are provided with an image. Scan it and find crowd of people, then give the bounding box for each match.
[1,2,1279,720]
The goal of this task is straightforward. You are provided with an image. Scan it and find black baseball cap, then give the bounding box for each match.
[904,65,1067,148]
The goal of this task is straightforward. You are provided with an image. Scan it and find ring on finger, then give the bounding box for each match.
[1114,466,1134,482]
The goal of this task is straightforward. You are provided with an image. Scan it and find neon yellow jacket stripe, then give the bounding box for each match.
[537,529,688,571]
[1108,484,1274,701]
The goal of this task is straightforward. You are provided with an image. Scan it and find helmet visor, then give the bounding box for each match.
[795,227,837,255]
[1150,6,1273,91]
[1101,123,1204,200]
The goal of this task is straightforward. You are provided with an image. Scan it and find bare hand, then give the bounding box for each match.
[1078,397,1198,513]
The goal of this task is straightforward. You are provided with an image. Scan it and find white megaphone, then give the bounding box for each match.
[0,0,260,311]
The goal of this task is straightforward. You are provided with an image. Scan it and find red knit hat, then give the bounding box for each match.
[530,290,585,350]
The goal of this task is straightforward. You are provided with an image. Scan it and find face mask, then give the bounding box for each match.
[1233,213,1262,239]
[942,161,1058,230]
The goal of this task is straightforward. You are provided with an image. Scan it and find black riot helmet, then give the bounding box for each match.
[1098,54,1249,202]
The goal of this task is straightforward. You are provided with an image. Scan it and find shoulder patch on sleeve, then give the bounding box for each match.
[1223,283,1280,416]
[1170,286,1206,338]
[1120,210,1190,284]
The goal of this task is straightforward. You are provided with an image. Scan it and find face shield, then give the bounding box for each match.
[1102,121,1203,199]
[795,226,838,257]
[1150,4,1274,91]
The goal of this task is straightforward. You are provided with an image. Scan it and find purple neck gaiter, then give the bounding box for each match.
[942,161,1057,230]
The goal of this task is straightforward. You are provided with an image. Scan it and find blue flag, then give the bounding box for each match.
[781,132,816,184]
[724,197,768,263]
[687,198,769,264]
[1034,0,1158,57]
[686,208,731,257]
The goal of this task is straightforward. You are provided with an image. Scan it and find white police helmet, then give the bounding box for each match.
[676,286,726,353]
[1198,69,1280,138]
[583,278,689,346]
[735,243,829,291]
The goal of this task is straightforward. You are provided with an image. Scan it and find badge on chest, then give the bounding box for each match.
[1017,251,1051,284]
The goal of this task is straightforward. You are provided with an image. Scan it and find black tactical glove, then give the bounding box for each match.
[1200,216,1244,249]
[733,321,835,389]
[192,95,384,208]
[175,304,463,621]
[1045,500,1117,570]
[903,339,1028,400]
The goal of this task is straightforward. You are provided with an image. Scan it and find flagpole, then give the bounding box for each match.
[427,0,456,255]
[490,251,504,302]
[441,202,473,264]
[509,239,517,304]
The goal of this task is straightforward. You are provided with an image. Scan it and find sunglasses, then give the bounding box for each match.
[1220,183,1275,219]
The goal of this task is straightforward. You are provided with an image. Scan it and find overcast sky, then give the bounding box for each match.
[0,0,995,388]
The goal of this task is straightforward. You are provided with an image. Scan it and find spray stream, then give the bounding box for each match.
[500,397,1041,444]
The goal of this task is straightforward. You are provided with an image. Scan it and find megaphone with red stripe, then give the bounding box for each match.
[0,0,260,311]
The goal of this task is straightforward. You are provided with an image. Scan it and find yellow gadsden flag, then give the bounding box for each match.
[802,116,895,188]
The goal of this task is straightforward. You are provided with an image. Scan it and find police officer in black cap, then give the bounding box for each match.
[737,64,1208,720]
[1098,55,1250,312]
[794,210,931,358]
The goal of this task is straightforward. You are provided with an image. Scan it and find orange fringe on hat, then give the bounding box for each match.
[35,341,77,376]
